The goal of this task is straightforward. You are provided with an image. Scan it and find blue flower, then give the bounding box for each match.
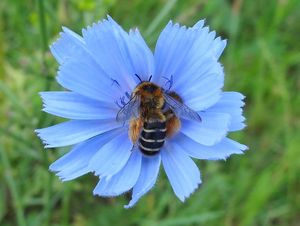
[36,16,247,208]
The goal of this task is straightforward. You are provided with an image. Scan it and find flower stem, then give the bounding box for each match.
[0,145,26,226]
[37,0,52,129]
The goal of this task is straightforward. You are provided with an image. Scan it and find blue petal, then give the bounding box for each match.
[161,142,201,202]
[127,28,155,81]
[192,19,205,29]
[93,150,142,196]
[125,154,161,208]
[192,20,227,59]
[52,25,126,103]
[211,37,227,60]
[174,132,248,160]
[193,20,227,59]
[153,20,226,111]
[178,64,224,111]
[153,22,193,84]
[40,91,118,120]
[35,119,120,148]
[88,132,132,177]
[57,49,122,103]
[50,27,85,64]
[180,112,230,146]
[207,92,246,131]
[82,16,154,93]
[49,128,123,181]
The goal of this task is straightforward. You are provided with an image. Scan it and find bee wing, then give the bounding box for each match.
[116,95,140,123]
[163,93,202,123]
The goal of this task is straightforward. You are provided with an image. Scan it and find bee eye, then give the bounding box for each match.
[143,85,157,93]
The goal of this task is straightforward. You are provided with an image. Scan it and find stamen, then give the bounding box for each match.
[162,75,173,90]
[120,96,126,106]
[111,78,120,87]
[115,91,132,109]
[125,91,131,99]
[115,100,123,108]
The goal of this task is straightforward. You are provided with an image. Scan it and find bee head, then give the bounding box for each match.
[136,82,164,108]
[142,84,158,93]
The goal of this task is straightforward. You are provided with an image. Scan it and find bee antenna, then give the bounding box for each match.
[148,75,152,81]
[162,75,173,91]
[134,74,142,83]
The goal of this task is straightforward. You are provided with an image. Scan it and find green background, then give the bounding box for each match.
[1,0,300,225]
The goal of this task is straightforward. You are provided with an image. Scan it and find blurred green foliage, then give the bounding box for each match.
[1,0,300,225]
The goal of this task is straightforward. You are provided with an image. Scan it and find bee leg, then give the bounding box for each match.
[130,145,135,152]
[130,144,139,152]
[166,114,181,137]
[129,118,143,143]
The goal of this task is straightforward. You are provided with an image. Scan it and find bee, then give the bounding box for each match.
[116,78,201,156]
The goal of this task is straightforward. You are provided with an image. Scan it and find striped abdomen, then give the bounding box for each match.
[139,120,166,156]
